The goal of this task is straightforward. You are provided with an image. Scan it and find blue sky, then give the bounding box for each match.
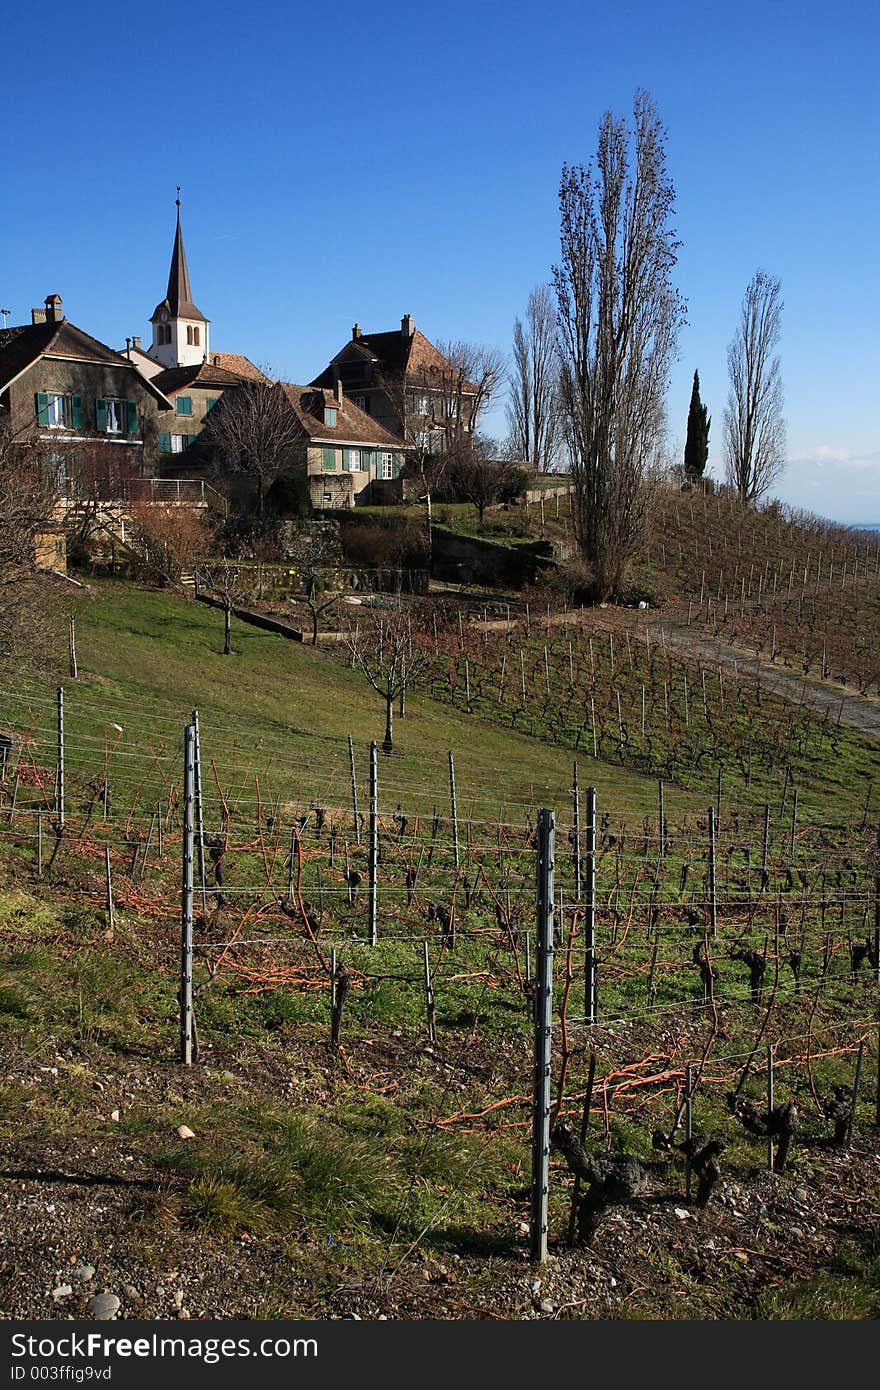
[3,0,878,521]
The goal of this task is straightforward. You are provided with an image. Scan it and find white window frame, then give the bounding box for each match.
[105,399,126,434]
[170,434,187,454]
[346,449,361,472]
[413,392,429,415]
[380,452,394,480]
[46,393,69,428]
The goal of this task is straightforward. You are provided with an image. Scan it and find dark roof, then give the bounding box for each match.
[151,205,206,323]
[0,319,172,406]
[153,360,251,394]
[280,385,406,449]
[311,326,475,391]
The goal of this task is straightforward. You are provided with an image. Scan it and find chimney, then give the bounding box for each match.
[125,337,132,358]
[335,379,344,405]
[132,335,142,350]
[401,314,414,337]
[31,308,47,325]
[352,323,361,340]
[44,294,63,323]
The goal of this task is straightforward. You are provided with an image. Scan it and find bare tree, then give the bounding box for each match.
[553,90,685,601]
[286,528,343,645]
[506,285,561,472]
[723,270,786,504]
[197,558,248,654]
[346,610,424,754]
[200,380,301,517]
[444,435,528,526]
[431,340,506,447]
[0,428,66,666]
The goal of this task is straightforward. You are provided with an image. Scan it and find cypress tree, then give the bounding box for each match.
[684,369,710,480]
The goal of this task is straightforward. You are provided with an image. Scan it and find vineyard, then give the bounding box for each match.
[1,589,879,1317]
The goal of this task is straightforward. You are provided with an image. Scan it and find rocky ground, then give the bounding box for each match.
[2,1033,878,1322]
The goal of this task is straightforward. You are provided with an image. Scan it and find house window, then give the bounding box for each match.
[176,396,193,416]
[205,397,218,414]
[170,434,190,453]
[380,453,394,480]
[46,393,69,427]
[157,324,171,345]
[353,395,368,412]
[186,325,201,346]
[322,491,332,506]
[36,392,82,431]
[324,406,337,427]
[345,449,361,472]
[321,446,337,471]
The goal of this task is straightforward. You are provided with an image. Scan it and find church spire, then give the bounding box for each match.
[163,189,204,321]
[148,191,210,368]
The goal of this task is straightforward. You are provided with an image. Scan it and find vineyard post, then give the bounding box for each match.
[716,764,723,823]
[766,1044,775,1171]
[423,940,437,1043]
[179,722,196,1067]
[658,780,665,858]
[37,812,43,877]
[585,787,597,1024]
[104,846,114,933]
[192,708,207,915]
[790,788,798,860]
[708,806,718,938]
[56,687,64,832]
[368,740,378,946]
[761,803,771,886]
[874,822,880,986]
[330,946,337,1018]
[685,1063,694,1201]
[448,751,460,870]
[572,762,582,900]
[530,807,555,1264]
[102,776,110,822]
[68,614,77,680]
[847,1041,864,1148]
[157,799,164,858]
[348,735,360,845]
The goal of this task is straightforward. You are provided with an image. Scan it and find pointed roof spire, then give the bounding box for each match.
[151,190,206,323]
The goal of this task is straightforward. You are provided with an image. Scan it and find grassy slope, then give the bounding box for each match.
[27,579,697,825]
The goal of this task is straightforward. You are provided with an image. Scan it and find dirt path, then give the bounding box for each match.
[655,623,880,739]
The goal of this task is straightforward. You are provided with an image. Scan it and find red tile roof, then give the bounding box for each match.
[280,385,406,449]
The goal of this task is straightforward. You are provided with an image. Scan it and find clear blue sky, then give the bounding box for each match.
[3,0,878,522]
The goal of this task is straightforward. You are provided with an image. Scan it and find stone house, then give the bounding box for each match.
[280,381,408,509]
[0,295,172,495]
[310,315,479,451]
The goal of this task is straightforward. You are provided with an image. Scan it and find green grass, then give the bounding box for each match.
[4,578,695,827]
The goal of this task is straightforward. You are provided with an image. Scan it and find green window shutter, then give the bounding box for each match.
[71,395,83,429]
[95,399,107,433]
[206,397,218,414]
[35,392,49,426]
[127,401,138,436]
[158,432,171,453]
[176,396,192,416]
[322,447,337,471]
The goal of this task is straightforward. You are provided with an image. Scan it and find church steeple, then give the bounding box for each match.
[148,191,210,368]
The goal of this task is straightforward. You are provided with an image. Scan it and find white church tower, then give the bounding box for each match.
[148,193,210,368]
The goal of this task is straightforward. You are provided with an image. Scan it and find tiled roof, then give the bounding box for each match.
[0,319,170,403]
[280,385,406,449]
[152,361,250,394]
[209,352,268,382]
[311,326,476,392]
